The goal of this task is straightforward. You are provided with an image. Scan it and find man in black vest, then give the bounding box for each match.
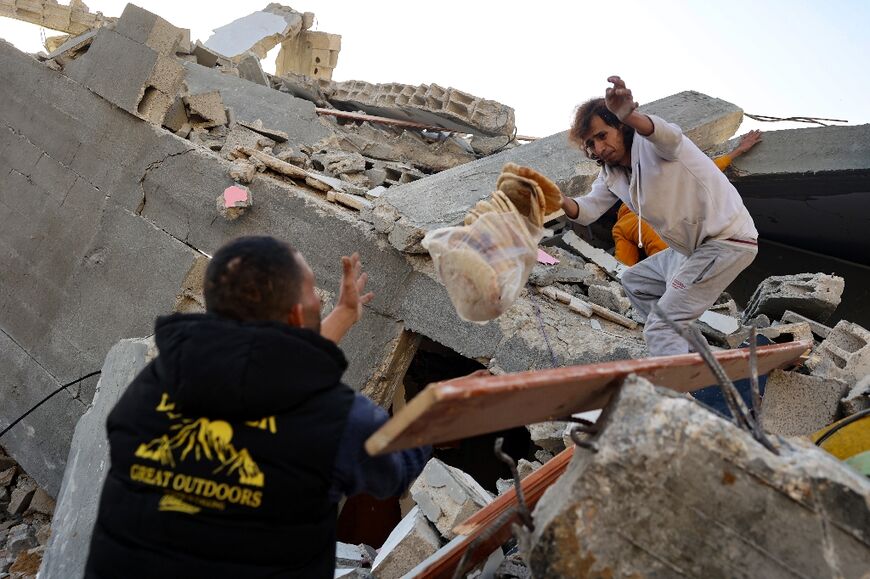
[85,236,431,578]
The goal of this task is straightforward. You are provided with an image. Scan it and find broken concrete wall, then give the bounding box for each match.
[276,30,341,80]
[0,39,200,495]
[0,0,113,35]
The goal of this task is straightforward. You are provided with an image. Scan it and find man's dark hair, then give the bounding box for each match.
[568,97,635,166]
[204,236,303,322]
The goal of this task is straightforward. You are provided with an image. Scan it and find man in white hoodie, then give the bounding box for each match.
[560,76,758,356]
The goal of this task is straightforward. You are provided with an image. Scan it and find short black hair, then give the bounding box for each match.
[204,236,303,322]
[568,97,635,166]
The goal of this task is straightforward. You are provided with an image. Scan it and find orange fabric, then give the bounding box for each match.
[713,154,733,171]
[613,204,668,265]
[612,154,731,266]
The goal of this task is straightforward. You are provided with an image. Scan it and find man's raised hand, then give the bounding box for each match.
[605,75,638,122]
[337,252,375,323]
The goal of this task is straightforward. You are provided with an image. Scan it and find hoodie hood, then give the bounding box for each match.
[152,313,348,419]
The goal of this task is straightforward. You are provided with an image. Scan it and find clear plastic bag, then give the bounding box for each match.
[422,209,542,323]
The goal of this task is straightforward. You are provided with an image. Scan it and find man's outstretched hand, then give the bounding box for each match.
[734,129,762,156]
[321,252,375,344]
[605,76,638,122]
[337,252,375,323]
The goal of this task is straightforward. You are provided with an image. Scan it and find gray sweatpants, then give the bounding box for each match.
[621,240,757,357]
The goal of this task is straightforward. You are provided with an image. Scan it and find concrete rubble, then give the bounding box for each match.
[0,2,867,578]
[409,458,493,540]
[744,272,845,323]
[370,506,441,579]
[525,376,870,578]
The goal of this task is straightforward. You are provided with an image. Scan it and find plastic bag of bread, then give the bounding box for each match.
[422,191,542,322]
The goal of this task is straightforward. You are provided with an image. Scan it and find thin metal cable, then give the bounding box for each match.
[528,286,559,368]
[744,113,848,127]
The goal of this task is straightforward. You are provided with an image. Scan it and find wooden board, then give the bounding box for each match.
[366,341,811,455]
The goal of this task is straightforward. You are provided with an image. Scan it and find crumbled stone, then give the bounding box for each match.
[25,489,54,517]
[806,320,870,385]
[586,283,631,314]
[5,525,36,557]
[0,467,16,488]
[841,376,870,416]
[229,159,257,184]
[743,273,845,323]
[216,185,253,221]
[184,91,228,128]
[370,506,441,579]
[7,481,35,517]
[526,421,569,453]
[410,459,492,539]
[516,459,541,479]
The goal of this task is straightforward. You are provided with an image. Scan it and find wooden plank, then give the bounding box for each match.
[366,340,811,455]
[411,447,574,579]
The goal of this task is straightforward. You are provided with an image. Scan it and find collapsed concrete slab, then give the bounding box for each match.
[0,36,647,497]
[39,338,154,579]
[724,123,870,263]
[203,3,304,60]
[526,376,870,577]
[373,91,743,253]
[743,272,845,323]
[182,61,332,146]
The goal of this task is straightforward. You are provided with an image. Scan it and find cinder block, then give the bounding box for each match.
[371,506,441,579]
[527,421,569,453]
[410,458,492,539]
[115,3,184,56]
[66,28,184,124]
[760,369,849,436]
[743,273,845,323]
[806,320,870,384]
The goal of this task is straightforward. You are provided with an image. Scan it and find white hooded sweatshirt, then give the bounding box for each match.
[569,114,758,256]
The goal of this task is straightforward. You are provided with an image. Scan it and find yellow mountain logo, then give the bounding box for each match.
[135,395,264,487]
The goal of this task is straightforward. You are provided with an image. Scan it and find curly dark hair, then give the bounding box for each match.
[568,97,635,166]
[204,236,303,322]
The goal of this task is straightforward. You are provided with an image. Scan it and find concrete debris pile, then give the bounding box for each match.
[0,446,55,579]
[525,375,870,577]
[0,2,868,578]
